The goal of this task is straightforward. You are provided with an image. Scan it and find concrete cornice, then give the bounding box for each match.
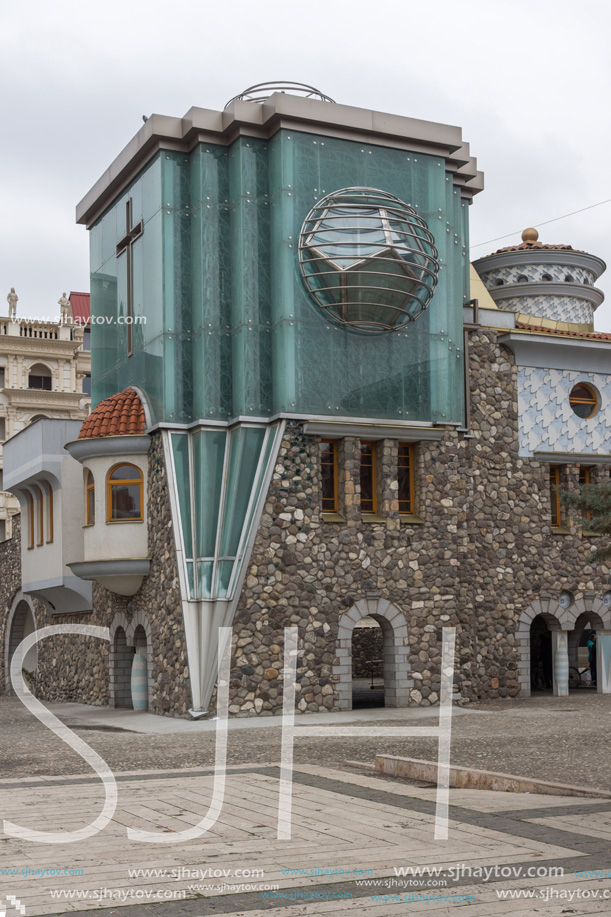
[65,434,150,463]
[473,248,606,279]
[533,451,611,465]
[77,93,483,227]
[2,390,89,407]
[0,338,85,356]
[488,281,604,311]
[302,420,445,441]
[498,330,611,373]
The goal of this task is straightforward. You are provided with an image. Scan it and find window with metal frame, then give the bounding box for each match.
[398,443,415,515]
[550,465,562,527]
[320,440,338,513]
[106,463,143,522]
[360,442,377,514]
[86,470,95,525]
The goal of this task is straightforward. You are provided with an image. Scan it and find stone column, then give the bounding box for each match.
[552,630,569,697]
[596,632,611,694]
[57,359,66,392]
[338,437,360,525]
[377,439,399,531]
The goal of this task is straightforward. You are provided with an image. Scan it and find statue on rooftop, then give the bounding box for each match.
[6,288,18,320]
[58,292,71,322]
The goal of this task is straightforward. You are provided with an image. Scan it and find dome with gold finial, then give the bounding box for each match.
[472,228,606,328]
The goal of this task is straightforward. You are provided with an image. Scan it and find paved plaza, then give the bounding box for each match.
[2,694,611,915]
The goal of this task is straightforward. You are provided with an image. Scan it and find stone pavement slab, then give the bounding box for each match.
[1,764,611,916]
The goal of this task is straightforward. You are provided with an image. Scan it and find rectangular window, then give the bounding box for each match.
[27,493,34,549]
[47,483,54,542]
[0,520,5,541]
[550,465,562,527]
[0,367,4,387]
[320,440,338,513]
[360,441,377,514]
[579,466,592,522]
[398,443,415,515]
[83,374,91,396]
[35,486,44,545]
[0,418,5,442]
[28,375,52,391]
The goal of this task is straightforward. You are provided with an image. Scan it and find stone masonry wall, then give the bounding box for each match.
[16,433,190,716]
[227,326,610,716]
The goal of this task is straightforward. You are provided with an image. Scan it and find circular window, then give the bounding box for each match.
[298,187,439,334]
[569,383,599,419]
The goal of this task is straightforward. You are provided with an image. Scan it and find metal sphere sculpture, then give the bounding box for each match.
[298,187,439,334]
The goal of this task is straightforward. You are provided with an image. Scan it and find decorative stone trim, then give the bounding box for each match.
[332,597,412,710]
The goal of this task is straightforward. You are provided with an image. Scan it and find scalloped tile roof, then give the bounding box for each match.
[78,388,146,439]
[491,242,582,255]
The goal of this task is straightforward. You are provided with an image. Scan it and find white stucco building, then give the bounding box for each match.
[0,291,92,542]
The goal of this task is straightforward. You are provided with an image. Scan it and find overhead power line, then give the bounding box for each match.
[470,196,611,250]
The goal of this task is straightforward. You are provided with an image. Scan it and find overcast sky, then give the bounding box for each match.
[2,0,610,330]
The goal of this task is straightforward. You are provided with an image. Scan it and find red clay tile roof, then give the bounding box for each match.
[492,242,578,255]
[78,388,146,439]
[69,291,91,325]
[515,321,611,341]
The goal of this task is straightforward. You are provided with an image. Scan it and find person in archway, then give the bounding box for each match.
[588,632,597,687]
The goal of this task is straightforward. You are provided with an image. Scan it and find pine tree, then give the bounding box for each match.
[563,480,611,559]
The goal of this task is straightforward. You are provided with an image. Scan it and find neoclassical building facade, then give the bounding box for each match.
[0,292,91,542]
[1,85,610,716]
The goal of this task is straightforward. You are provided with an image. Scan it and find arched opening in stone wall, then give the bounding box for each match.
[112,626,135,709]
[132,624,150,711]
[530,615,553,692]
[6,600,37,694]
[351,616,385,708]
[568,611,603,690]
[333,598,411,711]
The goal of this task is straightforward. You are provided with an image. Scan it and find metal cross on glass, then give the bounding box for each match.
[115,198,143,357]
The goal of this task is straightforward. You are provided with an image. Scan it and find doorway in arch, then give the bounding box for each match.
[7,600,37,694]
[112,626,135,708]
[569,611,603,690]
[132,624,150,710]
[351,616,385,709]
[530,615,553,692]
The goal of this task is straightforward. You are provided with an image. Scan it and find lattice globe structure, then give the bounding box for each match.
[298,188,439,334]
[225,81,335,108]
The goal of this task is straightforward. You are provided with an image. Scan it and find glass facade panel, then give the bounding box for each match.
[220,426,266,558]
[171,433,193,559]
[169,425,277,601]
[90,130,468,426]
[193,429,226,558]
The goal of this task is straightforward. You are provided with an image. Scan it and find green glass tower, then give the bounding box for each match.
[77,86,482,713]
